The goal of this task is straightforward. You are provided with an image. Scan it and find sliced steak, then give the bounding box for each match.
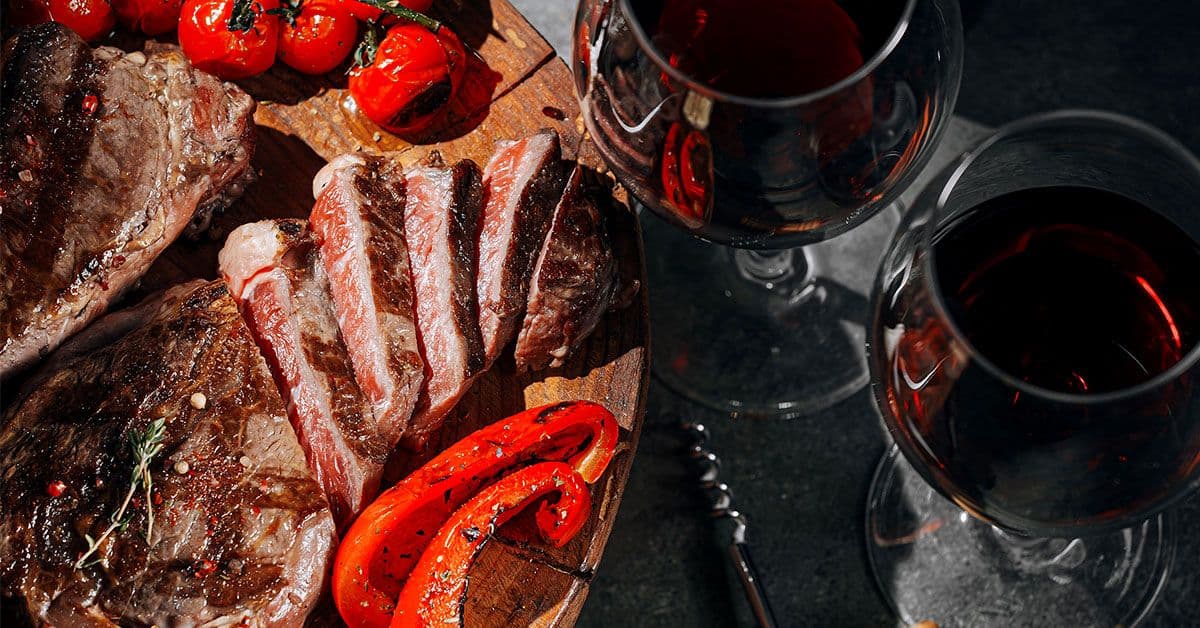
[310,155,424,447]
[476,129,567,366]
[514,165,618,370]
[403,156,486,442]
[220,220,385,529]
[0,24,256,379]
[0,281,335,626]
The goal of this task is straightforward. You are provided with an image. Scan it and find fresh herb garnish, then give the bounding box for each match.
[74,418,167,569]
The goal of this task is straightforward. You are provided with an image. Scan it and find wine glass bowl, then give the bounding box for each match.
[870,111,1200,536]
[572,0,963,417]
[574,0,963,249]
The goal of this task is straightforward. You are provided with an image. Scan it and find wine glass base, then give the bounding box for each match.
[644,205,901,419]
[866,446,1175,627]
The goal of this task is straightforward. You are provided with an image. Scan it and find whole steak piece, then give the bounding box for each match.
[310,155,424,448]
[514,165,618,370]
[476,130,567,367]
[221,219,386,529]
[0,281,335,626]
[0,24,256,378]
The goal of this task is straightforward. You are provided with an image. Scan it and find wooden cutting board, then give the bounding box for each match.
[135,1,650,625]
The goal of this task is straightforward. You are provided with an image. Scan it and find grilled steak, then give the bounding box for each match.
[220,220,385,529]
[403,156,486,442]
[514,165,617,370]
[0,24,256,379]
[0,281,335,626]
[311,155,424,447]
[476,130,567,367]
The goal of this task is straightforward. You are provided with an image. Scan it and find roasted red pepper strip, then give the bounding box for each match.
[659,122,712,229]
[333,401,618,628]
[389,462,590,627]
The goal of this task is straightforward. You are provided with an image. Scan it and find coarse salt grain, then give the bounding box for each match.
[174,461,190,474]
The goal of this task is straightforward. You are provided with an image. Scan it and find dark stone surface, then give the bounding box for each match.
[511,1,1200,626]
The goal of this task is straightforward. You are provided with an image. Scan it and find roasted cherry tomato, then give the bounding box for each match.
[179,0,281,79]
[7,0,116,41]
[348,21,465,136]
[277,0,358,74]
[337,0,430,23]
[111,0,184,34]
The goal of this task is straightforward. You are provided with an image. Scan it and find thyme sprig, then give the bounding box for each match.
[74,418,167,570]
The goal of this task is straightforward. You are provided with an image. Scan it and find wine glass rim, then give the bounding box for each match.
[615,0,920,108]
[922,109,1200,406]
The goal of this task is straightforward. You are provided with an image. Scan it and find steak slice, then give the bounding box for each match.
[0,24,256,379]
[403,156,486,442]
[0,281,335,626]
[310,155,424,447]
[220,220,386,529]
[514,165,618,370]
[476,130,567,367]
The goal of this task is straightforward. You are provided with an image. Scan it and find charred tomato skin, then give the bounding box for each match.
[111,0,184,35]
[179,0,282,80]
[348,22,465,136]
[277,0,358,74]
[7,0,116,41]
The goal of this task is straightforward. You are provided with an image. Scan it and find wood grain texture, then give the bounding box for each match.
[139,1,649,626]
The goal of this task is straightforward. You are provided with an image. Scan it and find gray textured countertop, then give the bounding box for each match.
[508,1,1200,626]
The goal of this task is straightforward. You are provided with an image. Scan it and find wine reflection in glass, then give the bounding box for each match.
[866,111,1200,625]
[573,0,963,416]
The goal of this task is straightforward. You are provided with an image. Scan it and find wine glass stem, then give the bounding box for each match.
[990,527,1088,576]
[733,248,810,287]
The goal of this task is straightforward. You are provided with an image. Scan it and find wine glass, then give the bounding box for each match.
[573,0,963,416]
[866,110,1200,625]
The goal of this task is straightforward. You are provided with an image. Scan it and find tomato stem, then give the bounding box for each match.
[227,0,262,32]
[354,0,441,32]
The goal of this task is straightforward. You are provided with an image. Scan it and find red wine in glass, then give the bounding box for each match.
[587,0,933,246]
[650,0,874,98]
[891,185,1200,529]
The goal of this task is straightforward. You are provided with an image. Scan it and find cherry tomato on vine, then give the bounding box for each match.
[348,21,465,135]
[276,0,358,74]
[179,0,281,79]
[337,0,430,23]
[7,0,116,41]
[111,0,184,35]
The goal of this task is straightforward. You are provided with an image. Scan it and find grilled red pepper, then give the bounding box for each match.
[333,401,618,628]
[659,121,712,229]
[389,462,590,627]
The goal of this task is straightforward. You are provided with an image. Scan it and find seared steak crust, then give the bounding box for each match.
[0,24,256,378]
[476,129,567,366]
[514,165,617,370]
[0,281,335,626]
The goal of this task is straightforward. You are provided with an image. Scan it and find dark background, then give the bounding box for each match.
[503,1,1200,626]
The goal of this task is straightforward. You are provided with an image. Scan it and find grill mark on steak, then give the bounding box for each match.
[0,280,335,626]
[310,154,424,448]
[0,24,256,379]
[403,156,486,442]
[476,129,567,367]
[514,164,618,370]
[220,220,385,530]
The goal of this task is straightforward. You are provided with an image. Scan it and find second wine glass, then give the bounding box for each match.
[574,0,963,416]
[866,110,1200,626]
